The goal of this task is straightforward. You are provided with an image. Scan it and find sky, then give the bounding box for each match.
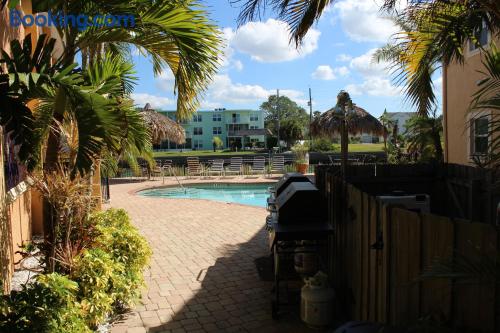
[130,0,442,118]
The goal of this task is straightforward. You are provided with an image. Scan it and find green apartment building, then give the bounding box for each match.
[156,108,267,150]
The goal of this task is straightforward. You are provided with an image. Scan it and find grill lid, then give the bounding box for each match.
[273,172,311,197]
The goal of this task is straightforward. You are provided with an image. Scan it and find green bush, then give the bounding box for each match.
[71,248,122,326]
[92,209,152,307]
[310,137,335,152]
[0,273,90,333]
[0,209,151,331]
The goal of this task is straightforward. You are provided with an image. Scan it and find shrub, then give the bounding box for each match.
[92,209,152,307]
[71,248,123,326]
[310,137,335,152]
[0,273,90,333]
[0,209,151,331]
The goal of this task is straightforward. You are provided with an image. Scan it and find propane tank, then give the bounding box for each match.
[301,271,335,328]
[294,243,318,276]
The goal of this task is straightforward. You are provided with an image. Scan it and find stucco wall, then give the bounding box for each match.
[444,38,499,165]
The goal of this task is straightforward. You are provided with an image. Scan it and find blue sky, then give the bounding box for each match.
[131,0,442,118]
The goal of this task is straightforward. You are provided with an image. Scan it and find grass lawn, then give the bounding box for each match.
[153,150,258,157]
[332,143,385,152]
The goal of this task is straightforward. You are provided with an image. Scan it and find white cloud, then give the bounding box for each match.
[345,77,401,97]
[349,48,390,77]
[132,93,174,109]
[336,53,352,62]
[202,74,307,107]
[333,0,398,43]
[155,70,175,92]
[229,19,320,62]
[336,66,350,77]
[433,77,442,95]
[312,65,336,80]
[311,65,350,80]
[344,48,400,97]
[233,59,244,71]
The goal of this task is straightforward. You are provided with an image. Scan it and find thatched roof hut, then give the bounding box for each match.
[310,105,384,137]
[141,103,186,145]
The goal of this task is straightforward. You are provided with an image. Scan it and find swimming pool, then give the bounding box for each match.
[138,183,273,207]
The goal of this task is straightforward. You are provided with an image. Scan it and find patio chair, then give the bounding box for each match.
[186,157,203,178]
[206,159,224,178]
[269,155,285,177]
[161,160,174,176]
[225,157,243,177]
[250,156,266,176]
[150,162,163,180]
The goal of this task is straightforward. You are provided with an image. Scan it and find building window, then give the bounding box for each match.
[193,139,203,149]
[193,127,203,135]
[469,20,489,52]
[192,114,202,122]
[249,125,258,129]
[250,113,259,121]
[213,127,222,135]
[213,113,222,121]
[232,113,240,123]
[470,116,488,155]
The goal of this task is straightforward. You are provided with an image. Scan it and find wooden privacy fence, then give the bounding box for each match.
[317,165,499,332]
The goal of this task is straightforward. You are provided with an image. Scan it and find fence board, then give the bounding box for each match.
[350,185,363,319]
[361,192,370,320]
[420,214,453,319]
[390,208,421,326]
[368,197,378,322]
[453,220,497,332]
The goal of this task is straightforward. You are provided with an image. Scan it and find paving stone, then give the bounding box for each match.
[106,178,317,333]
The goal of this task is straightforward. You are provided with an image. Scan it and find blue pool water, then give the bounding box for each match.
[138,183,273,207]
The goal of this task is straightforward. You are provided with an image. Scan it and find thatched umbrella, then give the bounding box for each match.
[310,104,384,138]
[140,103,186,145]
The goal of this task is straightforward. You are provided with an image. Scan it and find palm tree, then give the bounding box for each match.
[33,0,221,120]
[374,1,498,116]
[404,112,444,162]
[468,45,500,170]
[0,34,149,176]
[28,0,220,169]
[379,109,394,150]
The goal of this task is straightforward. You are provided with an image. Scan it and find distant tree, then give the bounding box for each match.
[379,109,395,150]
[404,112,443,162]
[280,119,304,148]
[260,95,309,136]
[212,136,223,152]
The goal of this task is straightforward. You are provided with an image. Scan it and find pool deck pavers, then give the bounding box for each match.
[107,176,321,333]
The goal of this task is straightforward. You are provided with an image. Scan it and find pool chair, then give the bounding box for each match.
[161,160,174,176]
[186,157,204,178]
[225,157,243,177]
[250,156,266,176]
[269,155,285,178]
[150,162,163,180]
[206,159,224,178]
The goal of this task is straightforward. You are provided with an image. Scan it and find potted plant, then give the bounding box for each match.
[292,143,309,174]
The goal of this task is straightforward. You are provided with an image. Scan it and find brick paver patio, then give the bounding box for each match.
[107,177,319,333]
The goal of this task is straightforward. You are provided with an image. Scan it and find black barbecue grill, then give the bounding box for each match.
[267,173,311,210]
[265,175,333,319]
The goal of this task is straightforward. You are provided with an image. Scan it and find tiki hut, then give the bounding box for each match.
[310,104,384,138]
[140,103,186,145]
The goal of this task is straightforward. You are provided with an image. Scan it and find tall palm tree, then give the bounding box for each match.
[468,45,500,169]
[404,112,444,162]
[28,0,221,169]
[0,34,149,176]
[234,0,498,46]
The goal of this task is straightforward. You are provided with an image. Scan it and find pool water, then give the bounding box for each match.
[138,183,273,207]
